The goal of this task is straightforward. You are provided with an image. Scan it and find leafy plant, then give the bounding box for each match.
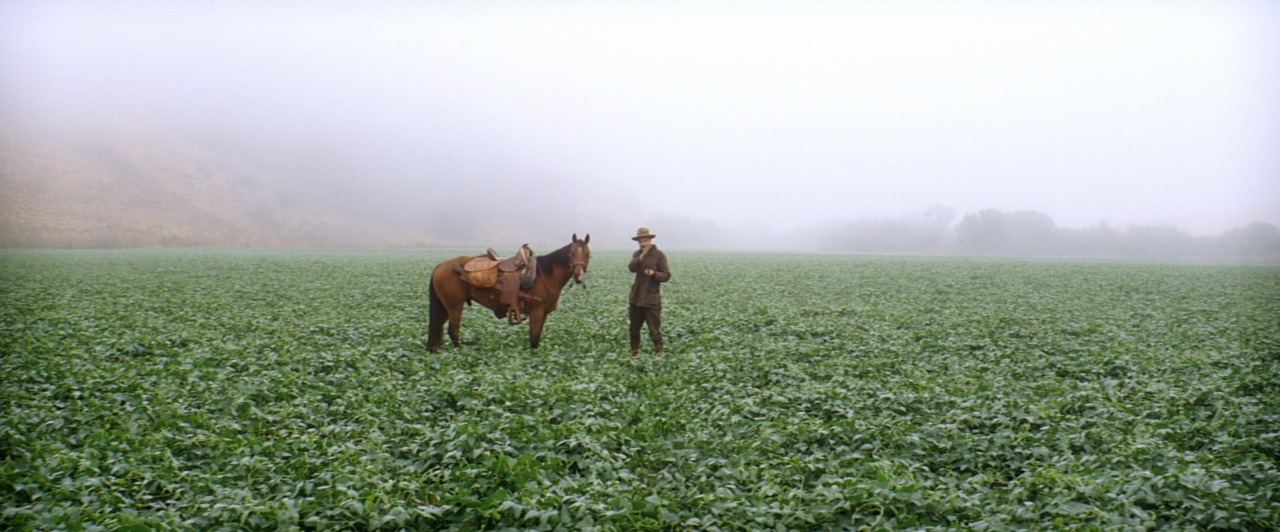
[2,250,1277,530]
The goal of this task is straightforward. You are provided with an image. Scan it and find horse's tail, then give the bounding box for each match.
[427,268,446,352]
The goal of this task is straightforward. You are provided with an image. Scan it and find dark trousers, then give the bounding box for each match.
[628,305,662,347]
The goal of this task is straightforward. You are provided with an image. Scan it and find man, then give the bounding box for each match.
[628,227,671,356]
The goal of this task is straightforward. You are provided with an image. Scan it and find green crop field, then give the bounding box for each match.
[2,250,1278,530]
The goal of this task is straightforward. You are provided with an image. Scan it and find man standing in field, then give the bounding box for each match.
[628,227,671,356]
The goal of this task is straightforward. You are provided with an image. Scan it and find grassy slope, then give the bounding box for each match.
[0,132,420,248]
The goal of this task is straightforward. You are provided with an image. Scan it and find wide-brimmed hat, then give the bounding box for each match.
[631,227,656,241]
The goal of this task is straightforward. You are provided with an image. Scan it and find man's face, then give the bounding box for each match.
[638,237,653,249]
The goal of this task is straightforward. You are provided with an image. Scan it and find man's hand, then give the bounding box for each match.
[644,269,655,276]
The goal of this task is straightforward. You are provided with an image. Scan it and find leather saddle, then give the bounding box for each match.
[454,244,538,324]
[477,245,533,273]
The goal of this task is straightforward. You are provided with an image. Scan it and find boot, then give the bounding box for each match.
[630,339,640,357]
[655,342,664,356]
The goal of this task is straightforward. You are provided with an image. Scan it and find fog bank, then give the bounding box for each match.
[3,1,1278,252]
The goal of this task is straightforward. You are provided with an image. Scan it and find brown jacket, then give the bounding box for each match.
[628,245,671,308]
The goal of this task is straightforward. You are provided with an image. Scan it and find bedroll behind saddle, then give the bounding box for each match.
[460,260,500,289]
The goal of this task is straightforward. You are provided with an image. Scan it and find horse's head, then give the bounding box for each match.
[569,233,591,284]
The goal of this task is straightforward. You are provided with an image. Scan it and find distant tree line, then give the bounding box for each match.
[819,208,1280,261]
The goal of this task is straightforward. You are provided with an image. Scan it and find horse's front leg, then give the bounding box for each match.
[527,308,547,349]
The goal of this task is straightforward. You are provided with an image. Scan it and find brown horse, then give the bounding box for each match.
[428,234,591,351]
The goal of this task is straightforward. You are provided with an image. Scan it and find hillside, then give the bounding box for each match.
[0,128,433,248]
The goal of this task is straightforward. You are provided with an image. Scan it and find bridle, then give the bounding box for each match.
[569,242,590,282]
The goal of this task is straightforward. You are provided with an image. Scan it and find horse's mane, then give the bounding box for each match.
[536,243,574,276]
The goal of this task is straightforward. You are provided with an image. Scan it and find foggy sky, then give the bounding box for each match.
[3,0,1279,246]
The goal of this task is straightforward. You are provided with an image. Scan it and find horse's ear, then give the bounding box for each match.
[583,234,590,245]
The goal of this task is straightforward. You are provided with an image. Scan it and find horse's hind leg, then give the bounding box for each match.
[448,307,463,347]
[428,261,469,352]
[428,285,446,353]
[427,318,444,353]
